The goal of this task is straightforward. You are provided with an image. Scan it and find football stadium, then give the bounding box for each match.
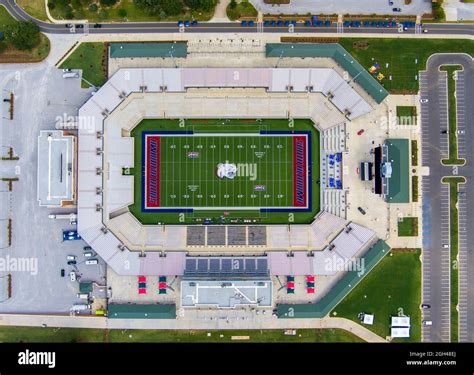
[38,41,416,322]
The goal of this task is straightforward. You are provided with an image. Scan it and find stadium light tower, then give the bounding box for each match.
[275,50,284,68]
[169,44,178,68]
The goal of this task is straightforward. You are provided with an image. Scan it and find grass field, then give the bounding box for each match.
[130,118,320,225]
[332,249,422,342]
[60,42,107,88]
[0,327,362,343]
[339,38,474,93]
[0,6,50,63]
[17,0,49,21]
[441,65,465,166]
[398,217,419,237]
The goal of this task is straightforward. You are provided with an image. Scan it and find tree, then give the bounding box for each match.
[134,0,162,14]
[185,0,214,11]
[199,0,214,12]
[118,8,127,17]
[88,3,98,12]
[6,21,40,51]
[160,0,183,15]
[184,0,200,9]
[100,0,117,6]
[229,0,237,9]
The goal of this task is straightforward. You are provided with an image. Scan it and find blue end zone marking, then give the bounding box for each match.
[141,130,193,212]
[143,130,194,135]
[261,130,312,212]
[143,208,194,213]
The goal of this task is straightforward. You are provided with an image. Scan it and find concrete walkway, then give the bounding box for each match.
[210,0,231,22]
[0,314,387,342]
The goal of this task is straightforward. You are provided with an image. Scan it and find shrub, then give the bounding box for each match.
[88,3,98,12]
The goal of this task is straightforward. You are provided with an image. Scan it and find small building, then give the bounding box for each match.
[363,314,374,325]
[37,130,77,207]
[391,316,411,327]
[374,139,410,203]
[181,279,273,309]
[108,303,176,319]
[391,316,411,338]
[391,327,411,338]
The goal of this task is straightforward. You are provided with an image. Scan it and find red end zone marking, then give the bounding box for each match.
[293,136,307,208]
[146,135,160,208]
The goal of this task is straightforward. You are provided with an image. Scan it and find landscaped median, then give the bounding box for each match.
[441,176,466,342]
[441,65,465,166]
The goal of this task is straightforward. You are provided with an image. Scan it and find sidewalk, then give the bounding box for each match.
[0,314,387,342]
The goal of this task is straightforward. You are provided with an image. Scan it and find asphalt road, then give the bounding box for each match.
[420,53,474,342]
[1,0,473,36]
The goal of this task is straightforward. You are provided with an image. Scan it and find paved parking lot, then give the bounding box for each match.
[420,54,474,342]
[250,0,431,15]
[420,64,452,342]
[0,63,105,313]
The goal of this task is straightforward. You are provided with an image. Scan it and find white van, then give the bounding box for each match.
[62,72,79,79]
[85,259,98,265]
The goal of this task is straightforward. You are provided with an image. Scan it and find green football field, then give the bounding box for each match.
[130,119,320,225]
[154,134,296,209]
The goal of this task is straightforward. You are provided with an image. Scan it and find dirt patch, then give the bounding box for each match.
[353,41,370,50]
[391,248,419,253]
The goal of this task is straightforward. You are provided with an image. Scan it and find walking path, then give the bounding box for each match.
[0,314,387,342]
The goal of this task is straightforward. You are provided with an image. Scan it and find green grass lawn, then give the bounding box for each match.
[332,250,422,342]
[339,38,474,94]
[398,217,419,237]
[0,327,362,343]
[411,140,418,167]
[17,0,49,21]
[227,0,258,21]
[129,118,320,225]
[396,106,417,125]
[442,176,466,342]
[412,176,419,203]
[441,65,465,166]
[50,0,215,22]
[60,42,107,88]
[0,6,50,63]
